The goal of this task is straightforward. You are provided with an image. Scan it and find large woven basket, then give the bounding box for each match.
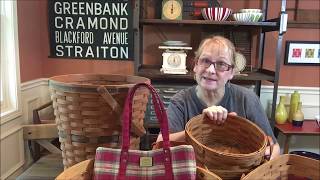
[49,74,150,168]
[56,159,222,180]
[185,115,268,180]
[241,154,320,180]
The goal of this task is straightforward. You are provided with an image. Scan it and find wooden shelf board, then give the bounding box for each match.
[140,19,279,30]
[137,65,195,82]
[137,66,275,82]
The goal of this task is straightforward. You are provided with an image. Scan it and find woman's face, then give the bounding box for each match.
[193,41,234,91]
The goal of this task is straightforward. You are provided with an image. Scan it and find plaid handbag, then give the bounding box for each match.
[94,83,197,180]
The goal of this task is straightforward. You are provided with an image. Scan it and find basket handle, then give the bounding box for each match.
[97,86,145,137]
[97,86,122,116]
[265,136,274,161]
[118,83,173,179]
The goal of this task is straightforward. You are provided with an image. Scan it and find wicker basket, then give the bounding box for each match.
[185,115,268,180]
[241,154,320,180]
[49,74,150,168]
[56,159,222,180]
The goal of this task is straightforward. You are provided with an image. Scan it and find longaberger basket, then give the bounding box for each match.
[241,154,320,180]
[49,74,150,168]
[56,159,223,180]
[185,115,268,180]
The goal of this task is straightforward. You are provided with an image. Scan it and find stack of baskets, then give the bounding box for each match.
[56,159,223,180]
[49,74,150,168]
[56,151,320,180]
[185,114,268,180]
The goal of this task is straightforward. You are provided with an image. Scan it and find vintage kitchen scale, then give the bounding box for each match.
[159,41,192,74]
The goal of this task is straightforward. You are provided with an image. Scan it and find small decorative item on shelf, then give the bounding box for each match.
[162,0,183,20]
[275,95,288,124]
[234,52,247,75]
[232,9,263,22]
[159,41,192,74]
[201,7,232,21]
[250,12,263,22]
[182,0,223,19]
[239,9,262,13]
[292,102,304,127]
[232,12,252,22]
[288,90,300,123]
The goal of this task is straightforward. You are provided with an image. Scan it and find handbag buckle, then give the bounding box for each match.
[140,157,153,167]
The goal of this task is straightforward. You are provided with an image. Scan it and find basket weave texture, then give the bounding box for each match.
[241,154,320,180]
[185,115,267,180]
[49,74,150,168]
[56,159,222,180]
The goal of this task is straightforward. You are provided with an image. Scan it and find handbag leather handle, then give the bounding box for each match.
[121,83,170,148]
[118,83,174,179]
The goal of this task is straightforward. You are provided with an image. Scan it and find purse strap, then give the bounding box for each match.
[118,83,174,179]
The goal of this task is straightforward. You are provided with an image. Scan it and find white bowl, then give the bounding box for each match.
[250,12,263,22]
[202,7,232,21]
[239,9,262,13]
[232,12,252,22]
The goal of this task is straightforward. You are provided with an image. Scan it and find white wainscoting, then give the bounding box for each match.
[0,78,50,180]
[1,80,319,179]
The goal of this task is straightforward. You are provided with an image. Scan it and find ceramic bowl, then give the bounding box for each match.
[239,9,262,13]
[250,12,263,22]
[201,7,232,21]
[232,12,252,22]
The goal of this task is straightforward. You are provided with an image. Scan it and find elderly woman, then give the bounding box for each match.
[157,35,280,160]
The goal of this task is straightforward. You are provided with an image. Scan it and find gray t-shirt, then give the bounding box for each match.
[167,83,277,142]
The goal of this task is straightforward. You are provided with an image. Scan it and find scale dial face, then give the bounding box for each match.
[234,52,246,73]
[167,53,182,67]
[162,0,182,20]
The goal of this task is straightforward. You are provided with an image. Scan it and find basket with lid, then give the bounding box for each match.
[185,114,268,180]
[49,74,150,168]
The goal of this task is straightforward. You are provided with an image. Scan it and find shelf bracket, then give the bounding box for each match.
[279,12,288,35]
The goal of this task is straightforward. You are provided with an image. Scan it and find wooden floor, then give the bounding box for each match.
[17,154,64,180]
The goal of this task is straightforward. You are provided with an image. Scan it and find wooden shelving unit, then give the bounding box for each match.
[133,0,288,149]
[137,65,275,82]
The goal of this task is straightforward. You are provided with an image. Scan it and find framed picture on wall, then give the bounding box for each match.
[284,41,320,65]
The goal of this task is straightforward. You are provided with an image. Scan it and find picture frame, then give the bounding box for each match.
[284,41,320,65]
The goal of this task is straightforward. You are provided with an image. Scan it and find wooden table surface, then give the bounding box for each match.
[274,120,320,154]
[275,120,320,135]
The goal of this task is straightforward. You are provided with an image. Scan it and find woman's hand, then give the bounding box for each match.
[265,136,281,160]
[203,106,237,125]
[156,131,185,142]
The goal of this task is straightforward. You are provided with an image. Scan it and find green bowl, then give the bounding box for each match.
[250,12,263,22]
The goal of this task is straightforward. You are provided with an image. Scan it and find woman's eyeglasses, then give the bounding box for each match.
[198,58,234,72]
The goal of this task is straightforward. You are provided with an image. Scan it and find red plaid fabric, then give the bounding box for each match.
[94,145,196,180]
[93,83,197,180]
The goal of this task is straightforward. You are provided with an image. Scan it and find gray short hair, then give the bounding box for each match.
[194,35,236,65]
